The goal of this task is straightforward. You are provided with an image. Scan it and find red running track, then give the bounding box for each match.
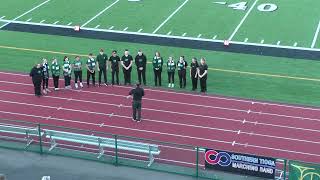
[0,71,319,165]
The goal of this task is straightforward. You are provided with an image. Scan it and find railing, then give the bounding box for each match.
[1,118,315,180]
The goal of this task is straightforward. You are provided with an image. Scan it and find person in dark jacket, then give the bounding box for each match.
[135,50,147,85]
[190,57,199,91]
[96,48,108,86]
[127,83,145,122]
[152,51,163,86]
[198,57,208,93]
[109,50,120,85]
[30,63,43,97]
[167,56,176,88]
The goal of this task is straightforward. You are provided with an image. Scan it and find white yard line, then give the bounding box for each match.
[0,0,50,29]
[293,42,298,47]
[213,35,217,39]
[260,39,264,44]
[53,21,59,25]
[123,27,128,31]
[182,32,186,36]
[137,28,143,32]
[197,34,202,38]
[67,22,72,26]
[167,31,172,35]
[228,0,258,41]
[311,20,320,48]
[95,24,100,28]
[81,0,120,27]
[2,18,320,53]
[277,41,281,45]
[0,16,5,19]
[40,19,46,23]
[26,18,32,22]
[152,0,189,34]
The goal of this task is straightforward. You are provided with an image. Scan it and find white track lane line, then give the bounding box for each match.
[228,0,258,41]
[0,90,320,144]
[0,0,50,29]
[152,0,189,34]
[1,80,320,124]
[1,71,320,112]
[81,0,120,27]
[311,20,320,48]
[0,110,319,158]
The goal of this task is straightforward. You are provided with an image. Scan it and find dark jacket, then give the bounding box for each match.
[129,87,145,101]
[30,67,43,83]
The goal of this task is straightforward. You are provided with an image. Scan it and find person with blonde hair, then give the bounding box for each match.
[51,58,60,91]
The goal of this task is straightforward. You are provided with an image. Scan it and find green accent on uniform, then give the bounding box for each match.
[153,57,163,70]
[51,62,61,76]
[73,59,82,72]
[86,58,96,71]
[96,53,108,67]
[167,60,176,72]
[177,61,186,71]
[63,60,72,76]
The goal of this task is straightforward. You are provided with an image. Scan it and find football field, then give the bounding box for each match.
[0,0,320,48]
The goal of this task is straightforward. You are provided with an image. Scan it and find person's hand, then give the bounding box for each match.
[139,67,143,71]
[126,95,131,99]
[97,68,100,71]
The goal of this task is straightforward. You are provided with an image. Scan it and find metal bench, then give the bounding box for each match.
[44,130,160,166]
[0,124,42,149]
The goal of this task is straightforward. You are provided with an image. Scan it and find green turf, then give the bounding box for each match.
[18,0,113,25]
[0,30,320,107]
[0,0,44,19]
[233,0,320,47]
[85,0,186,32]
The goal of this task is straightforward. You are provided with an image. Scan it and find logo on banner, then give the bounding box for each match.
[205,150,231,166]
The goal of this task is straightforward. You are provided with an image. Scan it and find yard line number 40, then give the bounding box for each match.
[228,2,277,12]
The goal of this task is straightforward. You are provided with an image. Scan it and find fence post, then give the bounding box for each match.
[114,135,118,166]
[37,124,43,155]
[196,146,199,178]
[283,159,287,180]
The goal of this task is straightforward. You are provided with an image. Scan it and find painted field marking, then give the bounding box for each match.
[0,0,50,29]
[228,0,259,40]
[244,38,248,42]
[294,42,298,47]
[123,27,128,31]
[95,24,100,28]
[0,16,5,19]
[67,22,72,26]
[277,41,281,45]
[81,0,120,27]
[2,18,320,52]
[260,39,264,44]
[137,28,143,32]
[197,34,202,38]
[40,20,45,23]
[167,31,172,35]
[152,0,189,33]
[311,20,320,48]
[182,32,186,37]
[108,26,114,30]
[26,18,32,22]
[53,21,59,25]
[213,35,217,39]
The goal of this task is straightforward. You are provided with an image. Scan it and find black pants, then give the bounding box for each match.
[33,80,42,96]
[87,70,95,86]
[111,70,119,85]
[137,69,146,85]
[191,73,198,90]
[200,76,207,92]
[42,78,49,89]
[74,71,82,83]
[178,70,186,88]
[168,72,175,83]
[52,75,59,88]
[154,69,162,86]
[98,67,107,85]
[64,75,71,87]
[123,69,131,85]
[132,100,142,121]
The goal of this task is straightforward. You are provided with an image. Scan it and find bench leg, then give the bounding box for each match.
[49,138,57,152]
[97,146,104,159]
[25,136,33,149]
[148,152,155,167]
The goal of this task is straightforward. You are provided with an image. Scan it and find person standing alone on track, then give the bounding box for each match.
[198,57,208,93]
[73,56,83,89]
[121,49,133,85]
[63,56,72,89]
[190,57,199,91]
[153,51,163,86]
[51,58,61,91]
[96,49,108,86]
[135,49,147,86]
[86,53,96,87]
[42,58,50,94]
[30,63,43,97]
[177,56,188,88]
[128,83,145,122]
[109,50,120,85]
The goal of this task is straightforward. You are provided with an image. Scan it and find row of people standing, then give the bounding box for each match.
[30,49,208,96]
